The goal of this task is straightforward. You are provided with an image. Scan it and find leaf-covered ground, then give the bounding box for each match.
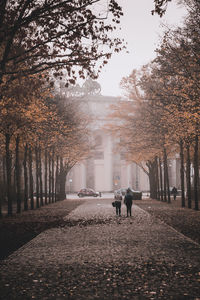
[0,199,84,260]
[0,197,200,299]
[1,196,199,261]
[135,197,200,245]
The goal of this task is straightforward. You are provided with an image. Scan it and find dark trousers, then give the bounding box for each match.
[126,204,132,217]
[115,201,121,215]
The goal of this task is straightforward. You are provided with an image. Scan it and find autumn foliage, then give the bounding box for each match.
[0,0,124,85]
[107,0,200,209]
[0,0,125,215]
[0,0,197,216]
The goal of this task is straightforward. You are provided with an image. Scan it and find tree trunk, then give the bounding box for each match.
[48,151,52,203]
[55,155,59,202]
[163,147,170,203]
[0,180,1,217]
[23,143,28,211]
[147,158,157,199]
[180,139,185,207]
[193,134,199,210]
[28,147,34,210]
[0,156,7,216]
[3,155,6,191]
[6,133,12,215]
[0,156,3,217]
[59,157,66,200]
[163,150,167,202]
[35,146,40,208]
[39,146,43,206]
[159,157,164,201]
[186,143,191,209]
[52,148,55,203]
[0,156,6,216]
[44,148,48,205]
[15,135,21,213]
[155,157,160,200]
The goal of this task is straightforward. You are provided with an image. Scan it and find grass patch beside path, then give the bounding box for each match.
[0,199,84,260]
[135,197,200,245]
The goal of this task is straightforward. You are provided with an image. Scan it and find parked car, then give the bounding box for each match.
[114,188,142,200]
[77,188,100,198]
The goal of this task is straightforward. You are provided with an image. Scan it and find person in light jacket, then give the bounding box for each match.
[114,193,122,216]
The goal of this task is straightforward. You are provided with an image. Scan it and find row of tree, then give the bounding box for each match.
[108,0,200,210]
[0,0,181,216]
[0,73,93,216]
[0,0,126,216]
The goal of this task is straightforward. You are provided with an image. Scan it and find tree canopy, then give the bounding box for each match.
[106,0,200,205]
[0,0,125,84]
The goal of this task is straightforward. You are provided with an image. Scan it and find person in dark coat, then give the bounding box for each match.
[171,186,178,200]
[124,188,133,217]
[114,193,122,216]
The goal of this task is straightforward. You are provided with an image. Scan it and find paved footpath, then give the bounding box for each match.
[0,198,200,299]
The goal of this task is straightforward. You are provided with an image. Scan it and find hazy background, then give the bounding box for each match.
[97,0,187,97]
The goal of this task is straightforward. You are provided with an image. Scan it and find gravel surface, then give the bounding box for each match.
[0,197,200,299]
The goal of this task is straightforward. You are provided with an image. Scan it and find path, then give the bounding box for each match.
[0,198,200,299]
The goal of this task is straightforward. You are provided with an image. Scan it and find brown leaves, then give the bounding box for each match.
[0,0,125,85]
[113,1,200,165]
[151,0,171,17]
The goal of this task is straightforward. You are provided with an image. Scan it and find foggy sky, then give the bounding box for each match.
[98,0,187,97]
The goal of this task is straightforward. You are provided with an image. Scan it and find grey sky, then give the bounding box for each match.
[98,0,187,97]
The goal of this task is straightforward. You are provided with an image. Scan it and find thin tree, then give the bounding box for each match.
[23,143,28,211]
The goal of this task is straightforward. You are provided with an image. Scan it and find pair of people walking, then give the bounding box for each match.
[114,188,133,217]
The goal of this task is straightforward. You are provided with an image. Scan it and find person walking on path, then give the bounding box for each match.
[171,186,178,200]
[114,193,122,216]
[124,188,133,217]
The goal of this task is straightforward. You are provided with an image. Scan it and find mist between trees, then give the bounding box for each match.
[106,0,200,211]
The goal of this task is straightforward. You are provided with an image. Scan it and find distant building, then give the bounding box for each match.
[66,94,149,193]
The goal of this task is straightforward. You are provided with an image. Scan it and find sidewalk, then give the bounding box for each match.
[0,198,200,299]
